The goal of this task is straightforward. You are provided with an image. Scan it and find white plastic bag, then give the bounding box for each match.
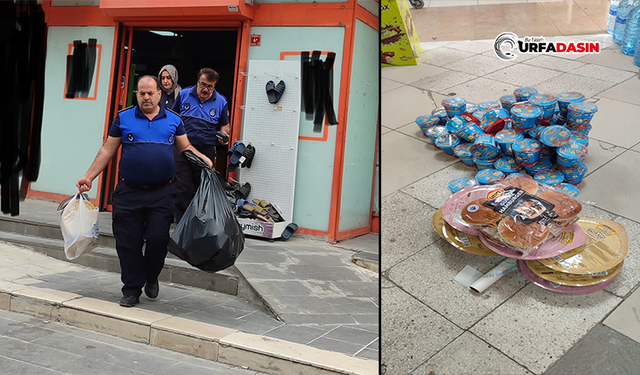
[57,193,99,260]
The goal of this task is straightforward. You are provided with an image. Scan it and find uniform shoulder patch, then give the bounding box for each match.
[209,108,216,117]
[117,105,135,114]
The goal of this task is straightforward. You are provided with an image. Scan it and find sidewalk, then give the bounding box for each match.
[382,34,640,374]
[0,199,379,374]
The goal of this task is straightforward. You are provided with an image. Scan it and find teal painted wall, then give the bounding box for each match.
[30,26,115,199]
[358,0,380,16]
[338,20,379,232]
[246,26,344,231]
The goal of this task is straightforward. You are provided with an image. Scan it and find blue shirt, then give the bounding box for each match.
[108,106,186,185]
[172,85,229,146]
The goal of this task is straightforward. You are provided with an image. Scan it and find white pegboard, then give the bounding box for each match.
[238,60,301,221]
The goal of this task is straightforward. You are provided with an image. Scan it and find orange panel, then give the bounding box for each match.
[296,228,329,238]
[335,226,372,242]
[356,4,379,31]
[252,2,354,27]
[63,44,102,101]
[41,0,115,26]
[371,214,379,234]
[100,0,253,19]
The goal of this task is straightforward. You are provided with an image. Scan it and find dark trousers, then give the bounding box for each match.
[173,144,217,223]
[112,180,175,298]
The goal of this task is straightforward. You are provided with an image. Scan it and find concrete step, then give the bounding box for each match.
[0,217,279,320]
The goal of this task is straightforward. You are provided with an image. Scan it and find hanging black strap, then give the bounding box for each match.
[322,52,337,126]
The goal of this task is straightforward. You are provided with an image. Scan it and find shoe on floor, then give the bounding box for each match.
[145,280,159,299]
[119,295,140,307]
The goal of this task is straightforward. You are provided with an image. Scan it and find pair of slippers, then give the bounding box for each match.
[266,80,286,104]
[228,142,256,172]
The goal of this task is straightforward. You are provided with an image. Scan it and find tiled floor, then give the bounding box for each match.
[381,35,640,374]
[410,0,610,41]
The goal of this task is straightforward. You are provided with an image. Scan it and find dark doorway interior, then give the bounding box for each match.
[129,28,238,174]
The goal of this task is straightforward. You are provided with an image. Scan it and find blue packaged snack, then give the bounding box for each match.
[552,183,580,197]
[524,158,553,175]
[527,126,544,140]
[567,102,598,130]
[556,92,585,120]
[448,177,479,193]
[514,87,538,102]
[446,115,470,133]
[494,157,522,174]
[539,144,555,161]
[456,122,486,143]
[539,125,572,147]
[495,129,524,156]
[436,134,461,155]
[474,156,499,170]
[511,103,542,132]
[500,95,518,111]
[427,125,449,145]
[559,162,588,184]
[442,97,467,118]
[454,143,475,166]
[472,109,487,122]
[572,125,592,136]
[416,115,441,136]
[512,138,542,166]
[478,101,502,111]
[465,103,478,114]
[534,170,565,185]
[470,134,499,160]
[528,94,557,124]
[556,143,588,167]
[480,108,511,133]
[475,169,506,185]
[431,107,450,124]
[570,132,589,147]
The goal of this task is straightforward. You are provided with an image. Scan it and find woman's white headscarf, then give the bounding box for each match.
[158,64,182,99]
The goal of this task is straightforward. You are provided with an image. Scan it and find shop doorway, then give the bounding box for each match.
[100,26,240,210]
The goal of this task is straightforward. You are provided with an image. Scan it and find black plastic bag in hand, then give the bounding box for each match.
[168,150,245,273]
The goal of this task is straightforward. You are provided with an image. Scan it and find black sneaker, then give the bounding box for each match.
[144,280,159,299]
[119,295,139,307]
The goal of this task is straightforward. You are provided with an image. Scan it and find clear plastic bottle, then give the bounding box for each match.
[608,0,621,34]
[634,37,640,65]
[622,5,640,55]
[613,0,640,44]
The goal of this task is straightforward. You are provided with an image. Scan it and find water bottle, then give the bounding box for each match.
[622,5,640,55]
[608,0,621,34]
[613,0,640,44]
[634,37,640,65]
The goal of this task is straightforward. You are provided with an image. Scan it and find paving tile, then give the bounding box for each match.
[410,70,478,93]
[382,78,404,93]
[387,239,528,328]
[182,310,279,335]
[604,282,640,342]
[307,337,364,356]
[381,64,449,84]
[381,132,459,196]
[381,125,393,135]
[570,64,637,84]
[604,217,640,297]
[419,47,476,66]
[157,361,257,375]
[446,40,495,54]
[277,313,357,326]
[447,54,519,76]
[478,0,527,3]
[470,283,622,374]
[54,357,152,375]
[381,282,462,375]
[0,323,56,343]
[381,192,441,271]
[329,281,379,298]
[419,41,455,51]
[437,76,520,106]
[545,324,640,375]
[588,98,640,148]
[533,72,616,98]
[324,326,378,346]
[523,55,587,72]
[598,76,640,106]
[430,0,478,6]
[263,324,328,345]
[413,332,533,375]
[355,348,378,361]
[582,138,627,178]
[401,161,478,210]
[249,280,344,297]
[481,49,538,63]
[0,356,69,375]
[382,85,435,129]
[0,335,81,369]
[577,47,639,72]
[396,122,431,143]
[484,64,565,87]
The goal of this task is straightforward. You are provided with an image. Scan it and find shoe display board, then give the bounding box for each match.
[238,60,301,239]
[381,0,421,66]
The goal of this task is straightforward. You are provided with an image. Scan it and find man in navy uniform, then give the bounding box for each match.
[172,67,230,223]
[77,75,212,307]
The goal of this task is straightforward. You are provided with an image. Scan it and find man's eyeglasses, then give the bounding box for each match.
[198,81,215,91]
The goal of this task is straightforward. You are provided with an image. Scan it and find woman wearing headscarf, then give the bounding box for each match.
[158,64,182,109]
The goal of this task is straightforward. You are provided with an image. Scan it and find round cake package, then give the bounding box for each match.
[448,177,479,193]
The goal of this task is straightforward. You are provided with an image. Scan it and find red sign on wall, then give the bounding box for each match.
[250,34,261,46]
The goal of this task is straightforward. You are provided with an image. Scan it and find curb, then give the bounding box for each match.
[0,284,378,375]
[352,252,380,274]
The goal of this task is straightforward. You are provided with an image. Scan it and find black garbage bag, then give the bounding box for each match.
[168,150,245,272]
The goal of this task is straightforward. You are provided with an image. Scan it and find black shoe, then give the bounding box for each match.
[144,280,159,299]
[119,295,139,307]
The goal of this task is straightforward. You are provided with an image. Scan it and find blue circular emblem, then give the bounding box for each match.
[169,133,174,143]
[127,133,133,142]
[184,103,190,110]
[210,108,216,117]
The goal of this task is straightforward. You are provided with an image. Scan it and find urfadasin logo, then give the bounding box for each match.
[494,32,518,60]
[493,33,600,61]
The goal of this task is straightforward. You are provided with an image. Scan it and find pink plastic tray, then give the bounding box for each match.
[441,185,494,235]
[519,260,617,295]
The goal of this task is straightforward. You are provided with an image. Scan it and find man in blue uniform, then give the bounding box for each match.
[172,67,230,223]
[76,75,212,307]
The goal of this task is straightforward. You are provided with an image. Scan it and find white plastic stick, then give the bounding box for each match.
[469,258,519,293]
